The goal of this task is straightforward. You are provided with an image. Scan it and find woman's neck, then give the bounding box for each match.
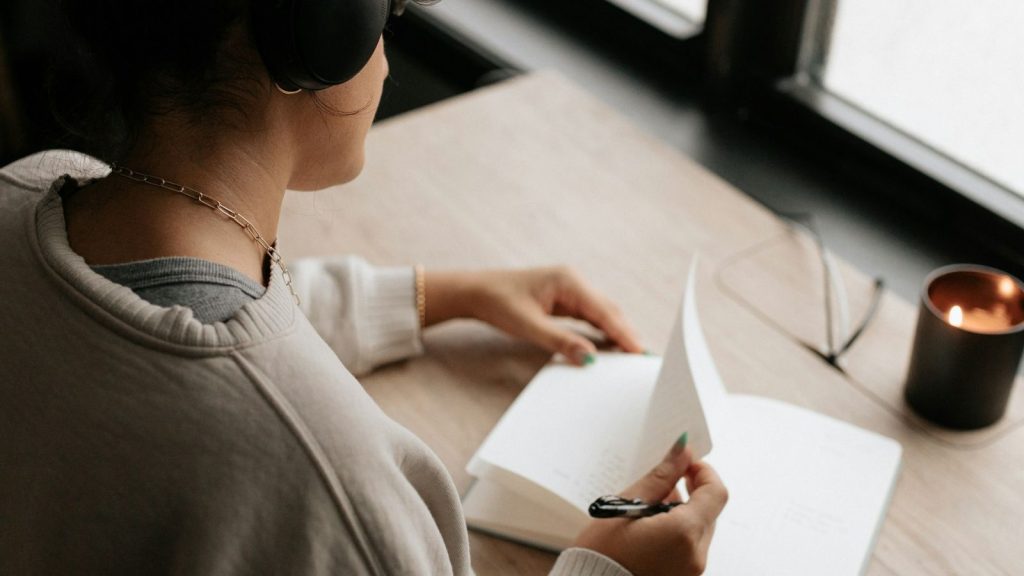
[64,128,292,286]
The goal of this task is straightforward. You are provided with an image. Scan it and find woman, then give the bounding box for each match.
[0,1,726,574]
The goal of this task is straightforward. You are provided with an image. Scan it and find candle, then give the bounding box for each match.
[904,265,1024,429]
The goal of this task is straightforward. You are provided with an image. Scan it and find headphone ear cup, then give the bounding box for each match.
[252,0,391,91]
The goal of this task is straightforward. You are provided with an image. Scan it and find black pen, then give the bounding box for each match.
[588,495,685,519]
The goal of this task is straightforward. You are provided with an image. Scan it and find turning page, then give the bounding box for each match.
[630,256,729,478]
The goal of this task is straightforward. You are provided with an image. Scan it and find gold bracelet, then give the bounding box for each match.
[414,264,426,329]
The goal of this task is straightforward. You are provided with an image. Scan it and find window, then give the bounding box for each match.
[801,0,1024,199]
[648,0,706,24]
[603,0,706,38]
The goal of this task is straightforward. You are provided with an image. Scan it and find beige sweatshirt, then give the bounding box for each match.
[0,151,629,576]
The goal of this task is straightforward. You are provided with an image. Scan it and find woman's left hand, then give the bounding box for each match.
[424,267,644,365]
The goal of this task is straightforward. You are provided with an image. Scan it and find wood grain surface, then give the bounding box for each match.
[279,72,1024,576]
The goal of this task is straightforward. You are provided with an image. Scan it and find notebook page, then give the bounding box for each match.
[468,354,662,512]
[705,395,902,575]
[630,257,730,478]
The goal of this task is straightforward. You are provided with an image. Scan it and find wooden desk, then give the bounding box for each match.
[279,72,1024,575]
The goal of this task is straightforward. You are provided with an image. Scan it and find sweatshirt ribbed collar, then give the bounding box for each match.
[33,176,296,352]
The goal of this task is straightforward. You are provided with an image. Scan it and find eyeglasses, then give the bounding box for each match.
[717,212,885,374]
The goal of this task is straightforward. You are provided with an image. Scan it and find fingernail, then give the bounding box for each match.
[570,347,594,366]
[671,431,689,455]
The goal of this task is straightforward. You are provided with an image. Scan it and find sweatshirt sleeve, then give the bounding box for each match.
[550,548,632,576]
[289,255,424,376]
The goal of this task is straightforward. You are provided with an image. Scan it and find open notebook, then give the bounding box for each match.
[463,258,902,575]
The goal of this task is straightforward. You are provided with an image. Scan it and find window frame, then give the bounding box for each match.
[788,0,1024,232]
[696,0,1024,269]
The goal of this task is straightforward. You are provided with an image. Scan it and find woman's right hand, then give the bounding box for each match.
[571,443,728,575]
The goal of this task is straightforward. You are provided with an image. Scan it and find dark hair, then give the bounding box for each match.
[52,0,269,161]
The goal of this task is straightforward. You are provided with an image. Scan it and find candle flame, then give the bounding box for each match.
[998,276,1017,298]
[949,305,963,327]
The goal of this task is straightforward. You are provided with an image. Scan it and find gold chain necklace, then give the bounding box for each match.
[109,164,299,305]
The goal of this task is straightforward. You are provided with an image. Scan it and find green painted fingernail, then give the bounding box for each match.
[670,431,689,456]
[583,353,596,365]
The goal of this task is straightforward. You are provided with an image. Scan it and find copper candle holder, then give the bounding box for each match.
[904,264,1024,429]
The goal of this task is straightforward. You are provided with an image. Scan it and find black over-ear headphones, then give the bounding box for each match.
[251,0,392,92]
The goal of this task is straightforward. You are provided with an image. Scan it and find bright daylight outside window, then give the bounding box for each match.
[605,0,706,37]
[816,0,1024,198]
[650,0,706,23]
